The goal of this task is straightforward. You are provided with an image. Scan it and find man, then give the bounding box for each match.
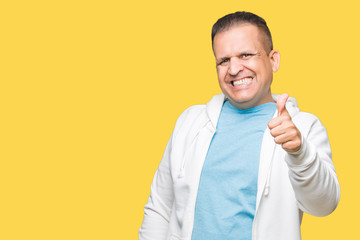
[139,11,340,240]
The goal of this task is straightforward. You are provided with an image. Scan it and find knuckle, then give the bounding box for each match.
[270,129,275,136]
[290,129,297,138]
[283,115,291,121]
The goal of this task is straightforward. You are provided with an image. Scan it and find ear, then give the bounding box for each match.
[269,50,280,72]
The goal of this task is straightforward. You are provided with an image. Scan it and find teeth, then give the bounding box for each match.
[233,77,253,86]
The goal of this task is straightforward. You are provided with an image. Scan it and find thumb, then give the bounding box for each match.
[277,93,289,116]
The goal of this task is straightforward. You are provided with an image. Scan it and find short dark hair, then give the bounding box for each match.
[211,11,273,53]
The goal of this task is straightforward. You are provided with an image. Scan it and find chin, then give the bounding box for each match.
[229,94,255,104]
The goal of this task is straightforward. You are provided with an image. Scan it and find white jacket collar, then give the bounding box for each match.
[206,93,226,130]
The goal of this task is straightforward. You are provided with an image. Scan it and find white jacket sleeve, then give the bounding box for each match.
[285,116,340,217]
[139,134,174,240]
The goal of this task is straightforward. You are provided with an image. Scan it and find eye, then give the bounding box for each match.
[217,58,229,66]
[240,53,254,59]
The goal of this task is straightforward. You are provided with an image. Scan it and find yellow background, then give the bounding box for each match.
[1,0,358,239]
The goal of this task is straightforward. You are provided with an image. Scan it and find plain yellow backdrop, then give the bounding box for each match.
[1,0,359,239]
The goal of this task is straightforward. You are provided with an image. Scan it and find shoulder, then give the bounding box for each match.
[171,93,225,139]
[293,111,322,125]
[293,111,318,123]
[178,104,206,121]
[173,93,225,132]
[292,111,328,137]
[173,104,207,135]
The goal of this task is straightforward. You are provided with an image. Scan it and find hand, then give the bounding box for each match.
[268,93,302,153]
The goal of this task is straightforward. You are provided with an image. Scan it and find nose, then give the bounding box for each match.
[228,58,244,76]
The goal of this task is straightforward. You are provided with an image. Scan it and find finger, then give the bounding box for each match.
[268,115,292,129]
[273,128,301,145]
[277,93,289,116]
[282,140,302,152]
[269,124,287,138]
[274,133,294,145]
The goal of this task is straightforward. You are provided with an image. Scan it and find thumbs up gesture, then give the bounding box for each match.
[268,93,302,153]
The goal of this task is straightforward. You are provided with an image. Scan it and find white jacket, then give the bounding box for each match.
[139,93,340,240]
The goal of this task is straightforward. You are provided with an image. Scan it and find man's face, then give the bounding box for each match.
[213,24,280,109]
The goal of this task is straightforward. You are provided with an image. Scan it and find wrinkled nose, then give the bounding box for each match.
[228,58,244,76]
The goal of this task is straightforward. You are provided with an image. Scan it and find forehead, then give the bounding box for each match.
[213,24,267,56]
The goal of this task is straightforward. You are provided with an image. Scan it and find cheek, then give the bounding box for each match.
[244,61,260,72]
[217,68,227,81]
[246,58,271,72]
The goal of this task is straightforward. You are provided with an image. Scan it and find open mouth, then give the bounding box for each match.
[232,77,253,86]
